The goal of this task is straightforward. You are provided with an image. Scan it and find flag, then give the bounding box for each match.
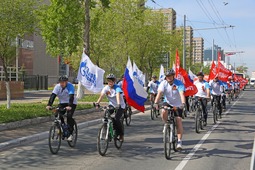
[175,49,180,77]
[208,61,217,81]
[77,51,105,93]
[133,61,145,86]
[177,67,198,96]
[159,64,165,82]
[188,68,197,83]
[218,62,232,82]
[123,58,148,112]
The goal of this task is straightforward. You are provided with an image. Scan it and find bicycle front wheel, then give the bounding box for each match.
[114,119,124,150]
[213,104,217,124]
[151,105,155,120]
[97,124,109,156]
[48,124,61,154]
[195,109,201,133]
[163,124,171,160]
[68,120,78,148]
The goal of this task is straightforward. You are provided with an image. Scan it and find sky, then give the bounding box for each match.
[146,0,255,76]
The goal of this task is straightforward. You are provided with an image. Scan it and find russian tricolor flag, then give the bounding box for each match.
[123,58,148,112]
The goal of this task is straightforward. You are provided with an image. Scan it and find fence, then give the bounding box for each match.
[0,66,17,81]
[21,75,48,90]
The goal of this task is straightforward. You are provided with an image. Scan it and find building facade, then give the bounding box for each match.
[153,8,176,31]
[192,37,204,64]
[203,45,225,66]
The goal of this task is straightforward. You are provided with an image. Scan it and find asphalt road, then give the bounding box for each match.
[0,89,254,170]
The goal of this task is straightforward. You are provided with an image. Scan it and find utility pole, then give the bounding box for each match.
[183,15,186,69]
[16,36,19,81]
[84,0,90,56]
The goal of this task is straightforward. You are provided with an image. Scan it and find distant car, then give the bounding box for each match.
[250,78,255,87]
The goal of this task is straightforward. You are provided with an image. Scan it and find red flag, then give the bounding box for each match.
[218,62,232,82]
[208,61,217,81]
[176,67,198,96]
[175,49,180,77]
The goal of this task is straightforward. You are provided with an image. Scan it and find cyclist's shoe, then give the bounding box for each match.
[67,135,73,142]
[203,121,207,127]
[119,135,124,142]
[176,141,183,150]
[157,110,160,116]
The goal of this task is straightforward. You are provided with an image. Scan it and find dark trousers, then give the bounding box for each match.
[211,95,222,114]
[114,108,124,136]
[195,97,208,121]
[222,94,226,108]
[58,103,76,133]
[185,96,190,112]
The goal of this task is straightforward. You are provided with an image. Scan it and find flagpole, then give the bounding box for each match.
[183,15,186,70]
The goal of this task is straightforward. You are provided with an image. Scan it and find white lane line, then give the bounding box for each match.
[250,137,255,170]
[175,92,245,170]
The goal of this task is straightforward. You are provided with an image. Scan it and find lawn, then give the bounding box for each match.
[0,103,93,124]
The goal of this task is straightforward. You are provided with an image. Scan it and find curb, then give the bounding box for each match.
[0,108,95,132]
[0,106,150,152]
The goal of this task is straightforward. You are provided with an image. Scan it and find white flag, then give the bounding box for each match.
[77,51,105,93]
[159,64,165,82]
[133,61,145,87]
[188,68,197,81]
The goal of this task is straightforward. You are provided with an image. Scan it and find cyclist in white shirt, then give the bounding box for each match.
[209,76,224,118]
[194,72,210,126]
[96,74,125,141]
[46,75,77,142]
[154,69,186,150]
[147,75,160,103]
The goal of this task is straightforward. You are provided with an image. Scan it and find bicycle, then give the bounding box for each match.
[151,100,159,120]
[95,104,124,156]
[188,96,196,112]
[48,107,78,154]
[212,95,221,124]
[162,106,179,160]
[194,97,206,133]
[123,97,132,126]
[226,90,232,104]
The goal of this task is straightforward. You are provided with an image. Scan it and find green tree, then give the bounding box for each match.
[37,0,84,58]
[236,65,248,73]
[0,0,37,108]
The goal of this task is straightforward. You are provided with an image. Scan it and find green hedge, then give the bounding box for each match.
[0,103,92,123]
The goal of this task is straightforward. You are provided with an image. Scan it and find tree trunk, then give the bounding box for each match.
[2,60,11,109]
[84,0,90,56]
[5,81,11,109]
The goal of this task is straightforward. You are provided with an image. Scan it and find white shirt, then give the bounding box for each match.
[52,82,77,104]
[209,80,224,96]
[148,80,160,94]
[194,80,210,98]
[158,79,185,107]
[101,84,126,109]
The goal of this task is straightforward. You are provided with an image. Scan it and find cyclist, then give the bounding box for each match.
[95,74,125,141]
[221,81,228,110]
[194,72,210,126]
[209,76,224,119]
[154,69,186,150]
[234,80,240,98]
[147,75,160,115]
[227,76,235,100]
[46,75,77,142]
[117,74,124,89]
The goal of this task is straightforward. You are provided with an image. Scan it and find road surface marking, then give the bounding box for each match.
[175,92,245,170]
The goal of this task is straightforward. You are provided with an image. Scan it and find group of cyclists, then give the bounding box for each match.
[45,68,241,153]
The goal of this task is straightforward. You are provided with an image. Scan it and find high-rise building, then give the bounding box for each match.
[176,26,193,65]
[203,45,225,66]
[192,37,204,64]
[153,8,176,31]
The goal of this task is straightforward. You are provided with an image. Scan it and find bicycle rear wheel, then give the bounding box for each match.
[97,124,109,156]
[125,107,132,126]
[68,120,78,148]
[195,109,201,133]
[213,104,217,124]
[163,124,171,160]
[48,124,61,154]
